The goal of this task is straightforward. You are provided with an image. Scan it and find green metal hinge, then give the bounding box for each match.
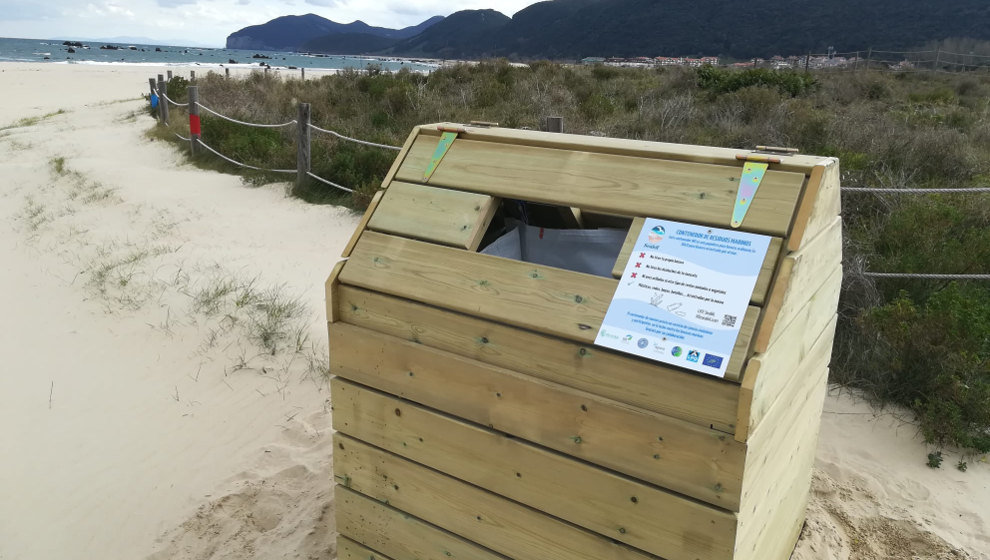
[423,126,463,182]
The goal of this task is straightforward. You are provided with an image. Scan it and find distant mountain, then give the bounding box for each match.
[54,36,218,49]
[383,10,511,59]
[228,0,990,60]
[225,14,444,52]
[300,16,444,55]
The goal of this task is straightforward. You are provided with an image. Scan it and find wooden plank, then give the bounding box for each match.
[723,306,761,383]
[330,325,746,508]
[611,217,645,278]
[380,125,422,189]
[735,311,837,442]
[417,123,829,175]
[335,435,669,560]
[331,379,737,560]
[341,189,385,258]
[395,136,807,236]
[753,216,842,353]
[340,231,760,377]
[338,536,396,560]
[613,229,783,307]
[336,486,507,560]
[736,354,830,526]
[337,285,739,432]
[787,159,841,252]
[324,259,346,324]
[368,182,498,250]
[734,365,829,559]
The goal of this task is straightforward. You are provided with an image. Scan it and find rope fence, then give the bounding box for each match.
[148,73,989,281]
[150,74,400,194]
[309,123,401,151]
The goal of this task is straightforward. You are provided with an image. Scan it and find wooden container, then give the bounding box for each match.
[326,123,842,560]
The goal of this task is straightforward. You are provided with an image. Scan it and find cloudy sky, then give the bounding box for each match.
[0,0,538,47]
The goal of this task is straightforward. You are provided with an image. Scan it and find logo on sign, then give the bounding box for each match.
[671,346,683,357]
[647,225,666,243]
[637,338,649,349]
[686,350,701,363]
[703,354,724,369]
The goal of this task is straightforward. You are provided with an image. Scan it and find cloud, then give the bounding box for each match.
[305,0,342,7]
[155,0,198,7]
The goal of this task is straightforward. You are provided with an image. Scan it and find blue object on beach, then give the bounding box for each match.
[151,94,158,108]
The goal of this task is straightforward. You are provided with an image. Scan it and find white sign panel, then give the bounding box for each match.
[595,218,772,377]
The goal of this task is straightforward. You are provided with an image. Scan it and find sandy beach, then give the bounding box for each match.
[0,62,987,560]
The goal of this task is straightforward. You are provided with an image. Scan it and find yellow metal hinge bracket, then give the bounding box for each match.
[732,154,781,228]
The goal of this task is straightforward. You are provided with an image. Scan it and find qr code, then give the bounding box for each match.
[722,314,737,327]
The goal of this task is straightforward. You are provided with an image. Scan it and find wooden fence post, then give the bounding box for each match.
[225,67,230,79]
[190,70,196,82]
[546,116,564,133]
[167,70,173,81]
[804,53,810,72]
[149,78,159,122]
[865,48,872,72]
[188,86,201,156]
[157,74,169,125]
[297,103,311,189]
[934,47,941,72]
[301,67,306,80]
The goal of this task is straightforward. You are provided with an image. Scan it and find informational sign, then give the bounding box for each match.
[595,218,772,377]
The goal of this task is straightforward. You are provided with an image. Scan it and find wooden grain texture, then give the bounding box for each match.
[341,189,385,258]
[330,324,746,508]
[335,435,667,560]
[611,217,646,278]
[736,313,837,442]
[394,136,807,236]
[340,231,759,378]
[613,228,782,307]
[337,285,739,432]
[723,307,762,383]
[734,362,830,559]
[324,259,346,324]
[417,123,829,175]
[330,378,737,560]
[380,125,422,189]
[337,536,396,560]
[336,486,507,560]
[368,182,498,250]
[754,217,842,353]
[787,159,841,252]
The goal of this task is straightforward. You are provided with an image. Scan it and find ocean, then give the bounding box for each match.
[0,36,439,73]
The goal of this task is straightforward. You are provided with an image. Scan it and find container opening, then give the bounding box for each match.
[477,199,632,278]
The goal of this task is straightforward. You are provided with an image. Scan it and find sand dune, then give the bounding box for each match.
[0,62,986,560]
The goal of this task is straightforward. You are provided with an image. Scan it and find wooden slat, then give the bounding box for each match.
[340,231,760,378]
[380,125,422,189]
[330,325,746,508]
[417,123,828,175]
[723,307,761,382]
[335,435,666,560]
[787,159,841,252]
[395,136,806,236]
[341,189,384,258]
[753,217,842,353]
[611,217,645,278]
[331,379,737,560]
[735,310,837,442]
[613,228,783,307]
[338,536,396,560]
[337,286,739,432]
[734,363,830,559]
[368,182,498,250]
[336,486,507,560]
[325,259,346,324]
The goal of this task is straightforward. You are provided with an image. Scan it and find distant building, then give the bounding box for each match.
[581,57,606,65]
